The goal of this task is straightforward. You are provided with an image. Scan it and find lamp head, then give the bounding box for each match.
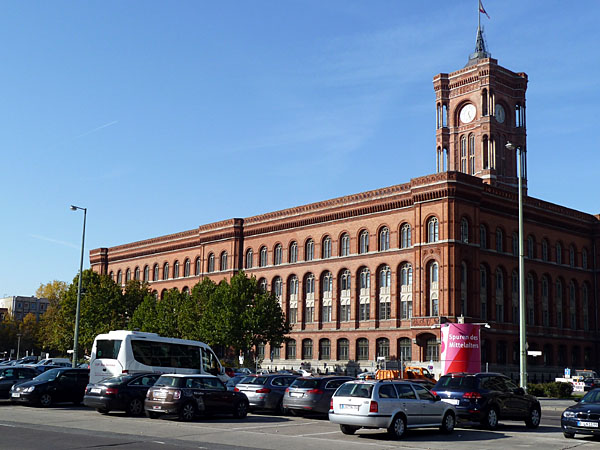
[70,205,77,211]
[505,141,516,151]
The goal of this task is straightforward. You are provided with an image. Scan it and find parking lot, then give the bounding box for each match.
[0,400,598,449]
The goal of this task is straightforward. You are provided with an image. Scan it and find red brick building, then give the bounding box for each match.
[91,36,600,381]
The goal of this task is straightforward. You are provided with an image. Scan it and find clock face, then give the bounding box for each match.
[459,104,476,123]
[495,104,505,124]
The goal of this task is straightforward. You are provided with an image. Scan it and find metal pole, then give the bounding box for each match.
[16,334,22,360]
[517,147,527,389]
[72,206,87,367]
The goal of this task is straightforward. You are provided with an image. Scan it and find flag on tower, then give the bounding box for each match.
[479,0,490,19]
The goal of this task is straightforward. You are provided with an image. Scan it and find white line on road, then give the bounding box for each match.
[0,423,16,428]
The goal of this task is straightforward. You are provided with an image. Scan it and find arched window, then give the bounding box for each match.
[289,241,298,263]
[569,281,577,329]
[339,269,351,322]
[496,228,503,253]
[182,286,190,296]
[337,339,349,361]
[556,280,563,328]
[302,339,313,360]
[245,249,253,269]
[305,239,314,261]
[555,242,562,264]
[376,338,390,359]
[319,339,331,360]
[125,268,131,282]
[220,252,228,271]
[109,271,114,281]
[288,275,299,324]
[541,239,548,262]
[460,135,467,172]
[359,230,369,254]
[259,246,268,267]
[460,218,469,243]
[495,269,504,323]
[583,284,590,331]
[134,267,140,281]
[153,264,159,281]
[160,289,167,300]
[429,262,439,316]
[321,271,333,323]
[541,276,549,327]
[357,338,369,361]
[379,227,389,251]
[286,340,296,360]
[480,225,487,249]
[400,223,412,248]
[143,265,149,282]
[117,270,122,285]
[512,233,518,257]
[273,276,283,299]
[400,263,413,319]
[569,245,576,267]
[480,265,488,319]
[259,278,268,292]
[398,338,412,362]
[304,273,315,323]
[378,265,391,320]
[162,263,169,281]
[173,261,179,278]
[468,134,475,174]
[427,217,439,243]
[340,233,350,256]
[426,337,439,362]
[359,267,371,321]
[527,236,535,259]
[582,248,588,270]
[195,257,201,275]
[184,259,190,277]
[460,262,468,317]
[321,236,331,259]
[274,244,282,265]
[207,254,215,273]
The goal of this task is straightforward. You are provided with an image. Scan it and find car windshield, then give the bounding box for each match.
[226,376,244,387]
[99,374,135,385]
[581,390,600,404]
[334,383,373,398]
[241,376,268,385]
[154,376,182,388]
[435,375,477,390]
[291,378,320,389]
[34,369,62,382]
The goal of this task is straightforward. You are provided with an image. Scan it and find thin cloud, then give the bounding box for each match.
[47,120,118,150]
[30,234,78,249]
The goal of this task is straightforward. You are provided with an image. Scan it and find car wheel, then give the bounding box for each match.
[563,431,575,439]
[233,400,248,419]
[289,409,301,417]
[277,400,287,415]
[127,398,144,416]
[39,393,52,407]
[96,408,110,415]
[179,402,197,422]
[387,414,406,439]
[340,424,358,435]
[440,411,456,433]
[482,406,499,430]
[525,407,541,428]
[146,410,160,419]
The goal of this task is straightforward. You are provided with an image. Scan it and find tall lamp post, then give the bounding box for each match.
[70,205,87,368]
[506,142,527,388]
[16,333,22,360]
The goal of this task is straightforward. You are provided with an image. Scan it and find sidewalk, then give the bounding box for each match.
[538,398,577,412]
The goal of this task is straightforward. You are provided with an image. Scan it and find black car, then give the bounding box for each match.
[84,372,160,416]
[10,368,89,407]
[561,388,600,438]
[431,372,541,429]
[0,366,38,398]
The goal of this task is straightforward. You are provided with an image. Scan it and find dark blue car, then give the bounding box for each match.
[561,388,600,438]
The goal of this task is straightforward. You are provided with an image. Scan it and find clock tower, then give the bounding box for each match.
[433,26,528,189]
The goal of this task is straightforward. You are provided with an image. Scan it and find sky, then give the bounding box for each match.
[1,0,599,297]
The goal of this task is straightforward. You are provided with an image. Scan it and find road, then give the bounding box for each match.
[0,400,597,450]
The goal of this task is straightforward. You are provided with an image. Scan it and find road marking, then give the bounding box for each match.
[297,430,341,437]
[0,424,16,428]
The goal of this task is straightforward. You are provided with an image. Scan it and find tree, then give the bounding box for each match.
[36,280,68,303]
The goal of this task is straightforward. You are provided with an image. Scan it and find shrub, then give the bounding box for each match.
[543,381,573,398]
[527,383,545,397]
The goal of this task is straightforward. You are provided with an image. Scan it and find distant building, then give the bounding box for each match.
[0,296,50,321]
[90,29,599,381]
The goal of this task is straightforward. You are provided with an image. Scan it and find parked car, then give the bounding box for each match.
[283,376,353,415]
[33,358,72,367]
[226,375,247,392]
[144,374,249,421]
[31,364,72,374]
[0,366,39,398]
[431,372,541,429]
[84,372,160,416]
[10,368,89,407]
[234,373,298,414]
[329,379,456,438]
[561,388,600,438]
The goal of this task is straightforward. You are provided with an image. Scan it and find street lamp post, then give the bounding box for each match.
[16,334,22,360]
[70,205,87,368]
[506,142,527,389]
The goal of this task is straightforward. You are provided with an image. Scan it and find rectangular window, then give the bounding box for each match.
[95,339,122,360]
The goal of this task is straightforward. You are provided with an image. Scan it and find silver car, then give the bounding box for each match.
[329,380,456,438]
[283,376,353,415]
[234,374,297,413]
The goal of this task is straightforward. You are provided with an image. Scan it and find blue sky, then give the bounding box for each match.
[2,1,598,297]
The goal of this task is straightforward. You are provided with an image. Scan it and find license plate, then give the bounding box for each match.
[90,388,101,394]
[11,393,20,398]
[340,404,358,410]
[290,392,303,398]
[154,391,167,399]
[441,398,459,405]
[577,421,599,428]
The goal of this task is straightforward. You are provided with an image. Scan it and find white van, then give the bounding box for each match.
[89,330,228,384]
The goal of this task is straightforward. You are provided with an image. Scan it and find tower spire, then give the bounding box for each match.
[466,1,491,66]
